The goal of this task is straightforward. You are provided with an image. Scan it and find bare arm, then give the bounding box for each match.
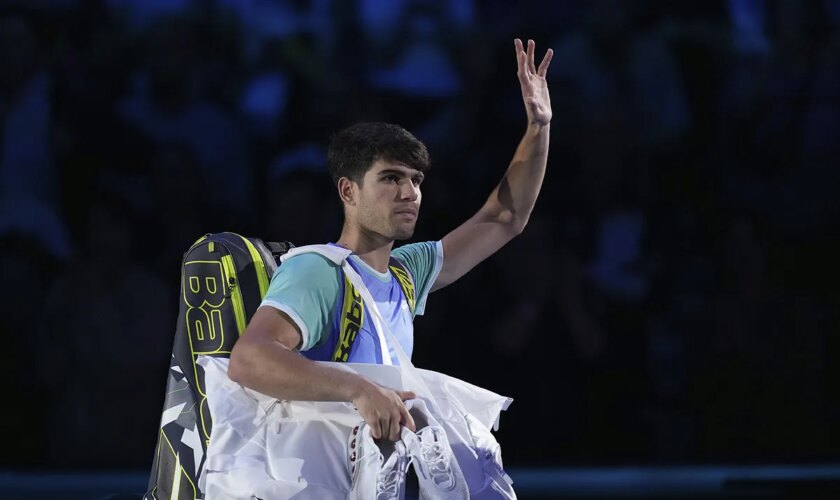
[229,306,415,439]
[434,39,553,290]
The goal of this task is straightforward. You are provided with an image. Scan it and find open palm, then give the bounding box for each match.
[515,39,553,126]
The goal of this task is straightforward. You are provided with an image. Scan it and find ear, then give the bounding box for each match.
[337,177,356,206]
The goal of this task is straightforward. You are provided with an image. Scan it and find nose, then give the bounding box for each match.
[398,180,419,202]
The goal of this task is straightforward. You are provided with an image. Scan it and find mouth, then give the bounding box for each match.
[394,208,418,219]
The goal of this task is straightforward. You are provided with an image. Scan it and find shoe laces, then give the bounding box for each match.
[416,427,455,489]
[376,467,404,499]
[375,442,409,500]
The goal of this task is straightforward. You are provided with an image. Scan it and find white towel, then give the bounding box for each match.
[197,356,514,499]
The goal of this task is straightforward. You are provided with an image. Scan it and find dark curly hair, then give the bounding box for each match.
[327,122,430,185]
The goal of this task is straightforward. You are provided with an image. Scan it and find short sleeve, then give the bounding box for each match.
[391,241,444,316]
[260,253,341,351]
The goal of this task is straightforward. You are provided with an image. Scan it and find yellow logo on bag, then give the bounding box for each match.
[389,263,415,313]
[333,275,364,362]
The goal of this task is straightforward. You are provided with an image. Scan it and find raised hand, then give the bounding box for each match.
[515,38,553,126]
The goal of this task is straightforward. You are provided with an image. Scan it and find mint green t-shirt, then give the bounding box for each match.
[260,241,443,357]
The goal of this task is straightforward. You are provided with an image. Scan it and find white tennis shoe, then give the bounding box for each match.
[404,400,469,500]
[348,422,412,500]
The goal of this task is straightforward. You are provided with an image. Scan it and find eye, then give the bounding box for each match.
[382,174,399,183]
[411,176,423,186]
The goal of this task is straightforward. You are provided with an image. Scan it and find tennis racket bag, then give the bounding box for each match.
[144,232,291,500]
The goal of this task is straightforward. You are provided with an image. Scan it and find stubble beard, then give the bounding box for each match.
[377,215,416,241]
[358,208,416,242]
[392,223,415,241]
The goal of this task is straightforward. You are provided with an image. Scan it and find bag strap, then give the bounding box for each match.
[388,257,416,315]
[281,244,349,265]
[280,245,393,365]
[266,241,294,258]
[340,261,440,407]
[330,273,364,363]
[283,246,441,406]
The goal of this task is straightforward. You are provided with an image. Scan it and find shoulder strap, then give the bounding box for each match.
[331,273,364,362]
[388,257,416,314]
[281,244,350,265]
[281,247,446,427]
[341,263,436,402]
[280,245,389,363]
[281,246,418,364]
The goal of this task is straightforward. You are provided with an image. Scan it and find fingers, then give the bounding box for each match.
[399,390,416,401]
[389,412,402,441]
[367,397,415,441]
[369,411,400,441]
[515,38,551,77]
[527,39,536,74]
[400,403,416,433]
[357,385,415,441]
[370,420,382,440]
[538,48,554,77]
[371,410,401,441]
[367,416,391,441]
[514,39,525,75]
[397,391,416,433]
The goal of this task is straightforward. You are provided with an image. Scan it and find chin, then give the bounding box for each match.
[391,226,415,241]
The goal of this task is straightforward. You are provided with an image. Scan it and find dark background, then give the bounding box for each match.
[1,0,838,477]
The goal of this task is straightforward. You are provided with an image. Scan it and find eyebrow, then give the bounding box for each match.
[378,169,424,179]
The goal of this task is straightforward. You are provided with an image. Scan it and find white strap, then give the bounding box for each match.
[280,244,350,265]
[341,261,440,407]
[341,262,399,367]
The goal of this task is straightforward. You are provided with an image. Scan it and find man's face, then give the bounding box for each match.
[352,160,424,241]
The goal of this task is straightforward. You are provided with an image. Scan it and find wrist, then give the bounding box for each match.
[526,121,550,134]
[347,374,376,403]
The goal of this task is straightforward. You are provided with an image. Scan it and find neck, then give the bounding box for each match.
[336,227,394,273]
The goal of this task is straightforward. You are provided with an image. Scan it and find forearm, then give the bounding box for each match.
[228,338,372,402]
[428,39,552,291]
[488,122,550,230]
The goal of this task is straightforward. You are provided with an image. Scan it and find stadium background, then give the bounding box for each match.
[1,0,838,497]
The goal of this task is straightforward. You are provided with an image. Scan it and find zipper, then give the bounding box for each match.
[190,233,211,250]
[220,251,247,335]
[239,235,270,298]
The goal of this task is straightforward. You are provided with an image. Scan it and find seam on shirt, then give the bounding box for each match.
[259,300,310,350]
[412,241,444,316]
[427,240,445,297]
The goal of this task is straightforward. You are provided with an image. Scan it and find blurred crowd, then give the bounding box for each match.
[0,0,837,469]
